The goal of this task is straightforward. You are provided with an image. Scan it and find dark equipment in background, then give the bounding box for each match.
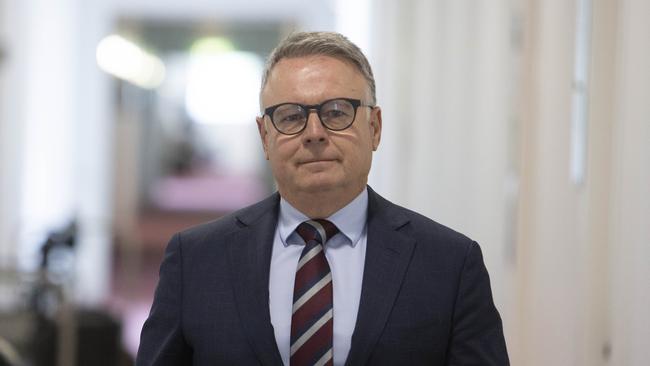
[0,221,131,366]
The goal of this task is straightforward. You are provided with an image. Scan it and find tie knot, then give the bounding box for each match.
[296,219,339,245]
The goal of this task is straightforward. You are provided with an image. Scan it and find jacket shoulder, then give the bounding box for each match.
[368,187,474,248]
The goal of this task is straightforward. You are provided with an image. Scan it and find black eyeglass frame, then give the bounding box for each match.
[262,97,375,135]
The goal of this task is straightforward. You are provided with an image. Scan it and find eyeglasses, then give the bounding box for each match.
[262,97,375,135]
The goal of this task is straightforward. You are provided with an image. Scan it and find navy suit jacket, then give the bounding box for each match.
[136,187,509,365]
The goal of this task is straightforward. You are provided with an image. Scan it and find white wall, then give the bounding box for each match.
[0,0,14,266]
[514,0,650,364]
[516,0,587,364]
[608,0,650,364]
[0,0,114,304]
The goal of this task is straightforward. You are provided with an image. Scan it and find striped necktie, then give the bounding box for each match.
[290,219,339,366]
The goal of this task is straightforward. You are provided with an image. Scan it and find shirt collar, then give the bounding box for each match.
[278,188,368,248]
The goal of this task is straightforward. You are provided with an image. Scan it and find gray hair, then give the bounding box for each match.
[260,31,376,105]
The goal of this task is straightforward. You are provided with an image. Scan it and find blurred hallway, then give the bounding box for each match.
[1,0,648,365]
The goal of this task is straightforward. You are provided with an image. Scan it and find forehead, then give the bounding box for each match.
[261,55,369,106]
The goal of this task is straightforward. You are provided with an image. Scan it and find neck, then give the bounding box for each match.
[280,185,365,218]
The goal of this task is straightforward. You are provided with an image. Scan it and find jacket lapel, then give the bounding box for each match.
[345,188,416,366]
[228,194,284,366]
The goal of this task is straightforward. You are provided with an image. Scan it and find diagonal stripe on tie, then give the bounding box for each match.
[292,273,331,314]
[291,220,338,366]
[313,349,333,366]
[306,220,327,243]
[291,324,333,366]
[297,245,323,270]
[290,309,332,355]
[293,253,330,299]
[290,316,333,366]
[291,281,332,340]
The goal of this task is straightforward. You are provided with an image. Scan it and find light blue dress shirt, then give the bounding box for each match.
[269,188,368,366]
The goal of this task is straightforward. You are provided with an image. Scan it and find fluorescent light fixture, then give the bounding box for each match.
[185,39,262,125]
[96,35,166,89]
[190,37,235,54]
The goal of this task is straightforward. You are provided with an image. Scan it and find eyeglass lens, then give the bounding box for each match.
[272,99,356,134]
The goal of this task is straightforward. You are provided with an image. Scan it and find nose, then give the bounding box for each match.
[301,109,328,144]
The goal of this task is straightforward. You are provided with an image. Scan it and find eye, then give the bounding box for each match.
[321,99,355,121]
[273,104,306,125]
[280,113,305,123]
[321,109,349,119]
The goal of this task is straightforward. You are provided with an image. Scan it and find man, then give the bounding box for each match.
[137,31,509,366]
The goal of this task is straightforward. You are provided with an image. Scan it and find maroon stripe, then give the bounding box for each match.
[296,225,318,242]
[290,317,333,366]
[314,219,338,241]
[293,254,329,297]
[291,281,332,340]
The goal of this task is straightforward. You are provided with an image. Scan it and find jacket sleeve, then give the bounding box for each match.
[136,233,193,365]
[445,241,510,365]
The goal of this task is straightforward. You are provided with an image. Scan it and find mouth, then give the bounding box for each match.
[298,158,338,166]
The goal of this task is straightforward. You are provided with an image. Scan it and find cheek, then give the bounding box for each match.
[268,140,298,167]
[344,147,372,173]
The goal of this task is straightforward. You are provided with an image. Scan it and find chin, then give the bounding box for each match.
[301,182,339,193]
[297,177,343,193]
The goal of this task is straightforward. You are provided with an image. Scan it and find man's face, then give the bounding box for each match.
[257,55,382,200]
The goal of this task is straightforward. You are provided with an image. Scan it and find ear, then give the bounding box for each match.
[369,106,382,151]
[256,116,270,160]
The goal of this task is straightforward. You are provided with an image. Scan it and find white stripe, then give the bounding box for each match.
[313,349,333,366]
[297,245,322,270]
[307,220,328,243]
[290,309,333,355]
[292,273,332,314]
